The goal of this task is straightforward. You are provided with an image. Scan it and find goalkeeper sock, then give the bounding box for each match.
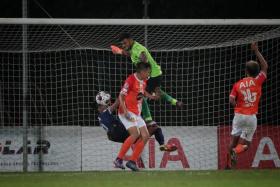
[142,98,153,122]
[117,136,134,159]
[154,128,165,145]
[160,89,177,105]
[130,139,145,162]
[233,144,248,154]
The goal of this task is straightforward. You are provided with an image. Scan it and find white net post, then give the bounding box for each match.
[22,0,28,172]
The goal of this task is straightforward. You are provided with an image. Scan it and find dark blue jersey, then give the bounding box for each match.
[98,108,123,133]
[98,108,129,143]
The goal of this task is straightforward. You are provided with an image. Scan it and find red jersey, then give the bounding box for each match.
[118,73,147,115]
[230,71,266,115]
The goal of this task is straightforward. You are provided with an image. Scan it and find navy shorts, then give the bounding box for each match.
[107,125,129,143]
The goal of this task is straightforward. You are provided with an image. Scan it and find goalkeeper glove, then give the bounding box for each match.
[111,45,123,55]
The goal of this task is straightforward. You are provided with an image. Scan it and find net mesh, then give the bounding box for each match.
[0,24,280,52]
[0,21,280,171]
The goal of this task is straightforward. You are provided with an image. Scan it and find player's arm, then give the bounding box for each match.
[144,90,160,100]
[119,80,135,121]
[140,52,148,63]
[229,83,237,107]
[108,98,119,113]
[119,93,135,121]
[229,96,236,107]
[122,50,130,57]
[111,45,131,57]
[119,81,129,115]
[251,42,268,75]
[119,94,128,114]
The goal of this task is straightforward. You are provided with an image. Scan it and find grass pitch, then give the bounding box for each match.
[0,170,279,187]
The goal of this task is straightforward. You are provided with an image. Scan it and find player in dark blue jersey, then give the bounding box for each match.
[95,91,177,169]
[97,92,129,143]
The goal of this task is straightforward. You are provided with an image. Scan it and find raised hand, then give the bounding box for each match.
[111,45,123,55]
[251,42,258,51]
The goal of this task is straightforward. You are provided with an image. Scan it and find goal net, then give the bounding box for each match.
[0,19,280,171]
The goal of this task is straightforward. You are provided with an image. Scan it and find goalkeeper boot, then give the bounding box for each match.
[230,149,237,168]
[126,160,139,172]
[113,158,125,170]
[159,144,177,152]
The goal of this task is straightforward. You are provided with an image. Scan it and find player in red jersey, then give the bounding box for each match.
[226,42,268,169]
[115,62,158,171]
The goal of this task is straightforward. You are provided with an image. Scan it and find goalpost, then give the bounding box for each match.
[0,19,280,171]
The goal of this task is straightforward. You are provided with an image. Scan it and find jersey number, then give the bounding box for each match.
[241,89,257,103]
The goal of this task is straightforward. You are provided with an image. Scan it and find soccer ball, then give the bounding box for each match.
[96,91,111,105]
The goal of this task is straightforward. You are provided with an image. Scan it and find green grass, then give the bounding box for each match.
[0,170,279,187]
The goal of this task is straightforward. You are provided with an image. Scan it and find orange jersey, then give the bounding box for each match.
[118,73,147,115]
[230,71,266,115]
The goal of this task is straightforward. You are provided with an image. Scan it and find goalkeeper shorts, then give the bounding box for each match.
[146,75,162,93]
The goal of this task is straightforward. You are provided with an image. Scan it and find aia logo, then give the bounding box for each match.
[0,140,50,155]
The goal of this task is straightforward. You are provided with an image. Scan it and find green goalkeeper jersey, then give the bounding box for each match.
[129,41,162,77]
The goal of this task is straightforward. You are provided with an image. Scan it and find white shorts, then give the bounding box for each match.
[231,113,257,141]
[118,112,146,130]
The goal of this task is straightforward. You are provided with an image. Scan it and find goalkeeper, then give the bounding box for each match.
[111,33,183,123]
[95,91,177,156]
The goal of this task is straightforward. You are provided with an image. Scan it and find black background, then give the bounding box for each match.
[1,0,280,18]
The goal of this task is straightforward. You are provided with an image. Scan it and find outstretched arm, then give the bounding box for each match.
[144,90,160,100]
[111,45,130,57]
[229,84,237,107]
[229,96,236,107]
[251,42,268,75]
[108,98,119,113]
[122,50,130,57]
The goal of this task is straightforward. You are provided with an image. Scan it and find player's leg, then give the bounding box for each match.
[226,135,239,169]
[109,124,129,143]
[147,121,177,152]
[142,98,153,122]
[158,88,179,106]
[142,97,177,152]
[233,138,250,154]
[142,76,183,123]
[131,125,149,159]
[228,114,257,169]
[121,126,140,154]
[226,114,242,169]
[115,113,140,169]
[126,117,149,171]
[233,115,257,154]
[147,76,183,107]
[114,126,139,169]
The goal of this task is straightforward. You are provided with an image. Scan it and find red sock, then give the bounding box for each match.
[130,139,145,162]
[117,136,134,159]
[233,144,247,154]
